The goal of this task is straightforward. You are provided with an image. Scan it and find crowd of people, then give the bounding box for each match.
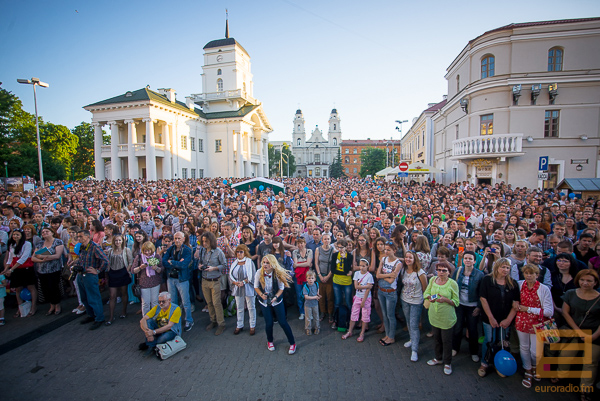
[0,177,599,399]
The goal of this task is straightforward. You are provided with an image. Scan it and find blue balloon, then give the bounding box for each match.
[304,187,309,193]
[20,288,32,302]
[494,350,517,377]
[223,180,228,185]
[64,185,69,190]
[569,192,576,199]
[49,186,54,190]
[351,191,357,198]
[259,185,265,191]
[559,192,565,197]
[74,243,81,255]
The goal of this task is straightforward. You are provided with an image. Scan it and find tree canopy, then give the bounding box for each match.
[329,148,345,178]
[268,143,296,177]
[359,147,386,178]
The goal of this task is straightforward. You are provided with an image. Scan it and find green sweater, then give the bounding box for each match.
[424,278,459,330]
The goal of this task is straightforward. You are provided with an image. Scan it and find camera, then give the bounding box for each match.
[490,248,496,254]
[169,269,179,279]
[69,265,85,281]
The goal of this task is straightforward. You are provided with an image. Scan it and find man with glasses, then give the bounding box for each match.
[163,232,194,332]
[74,230,110,330]
[139,291,182,356]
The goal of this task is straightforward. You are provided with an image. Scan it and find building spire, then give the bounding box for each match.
[225,9,229,38]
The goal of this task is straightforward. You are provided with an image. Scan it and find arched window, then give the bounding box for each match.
[548,47,563,72]
[217,69,222,76]
[216,78,223,92]
[297,138,301,146]
[333,124,336,130]
[481,55,495,79]
[333,138,337,145]
[345,156,349,163]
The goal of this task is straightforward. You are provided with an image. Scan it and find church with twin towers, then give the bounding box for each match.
[291,108,342,178]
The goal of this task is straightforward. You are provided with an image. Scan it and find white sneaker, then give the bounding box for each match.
[288,344,297,355]
[411,351,418,362]
[444,365,453,375]
[471,355,480,363]
[403,341,412,348]
[116,297,122,304]
[452,350,457,357]
[298,314,305,320]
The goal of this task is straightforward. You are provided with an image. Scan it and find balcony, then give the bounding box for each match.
[190,89,256,105]
[99,143,167,158]
[451,133,525,160]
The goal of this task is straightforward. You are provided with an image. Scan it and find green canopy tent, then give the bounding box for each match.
[231,178,285,194]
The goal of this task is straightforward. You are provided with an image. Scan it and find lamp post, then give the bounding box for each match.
[3,161,6,191]
[72,166,75,181]
[17,77,49,188]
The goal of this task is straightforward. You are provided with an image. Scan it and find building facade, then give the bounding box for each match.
[84,32,271,181]
[433,17,600,188]
[292,109,341,178]
[401,99,446,165]
[340,139,401,177]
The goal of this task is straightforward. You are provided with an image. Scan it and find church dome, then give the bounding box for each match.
[331,108,337,114]
[296,109,302,114]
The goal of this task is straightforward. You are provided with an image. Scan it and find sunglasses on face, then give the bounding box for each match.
[436,269,448,272]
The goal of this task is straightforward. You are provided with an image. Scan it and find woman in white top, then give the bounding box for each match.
[254,254,296,354]
[400,251,428,361]
[376,241,403,346]
[2,229,37,317]
[229,244,257,335]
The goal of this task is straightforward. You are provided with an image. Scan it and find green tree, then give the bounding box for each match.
[330,148,345,178]
[268,143,296,177]
[268,143,280,177]
[280,143,296,177]
[360,147,386,178]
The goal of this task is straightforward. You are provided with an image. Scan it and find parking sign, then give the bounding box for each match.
[539,156,549,172]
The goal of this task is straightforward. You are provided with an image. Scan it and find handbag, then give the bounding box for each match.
[155,336,187,360]
[132,273,142,299]
[533,317,560,344]
[484,327,509,366]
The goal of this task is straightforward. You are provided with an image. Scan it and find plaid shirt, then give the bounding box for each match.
[75,241,109,274]
[217,234,239,275]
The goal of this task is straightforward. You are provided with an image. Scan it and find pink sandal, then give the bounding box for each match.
[357,334,365,342]
[342,332,353,340]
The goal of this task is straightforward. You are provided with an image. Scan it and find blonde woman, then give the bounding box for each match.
[254,254,296,354]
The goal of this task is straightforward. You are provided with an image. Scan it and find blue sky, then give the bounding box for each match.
[1,0,599,142]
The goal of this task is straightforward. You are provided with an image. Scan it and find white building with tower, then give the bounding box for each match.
[291,109,341,178]
[84,23,272,181]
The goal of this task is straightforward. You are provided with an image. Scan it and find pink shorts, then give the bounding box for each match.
[350,295,372,323]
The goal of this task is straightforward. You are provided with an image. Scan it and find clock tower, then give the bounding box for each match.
[293,109,306,147]
[328,108,341,146]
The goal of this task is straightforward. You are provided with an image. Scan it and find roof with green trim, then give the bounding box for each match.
[84,87,199,116]
[204,104,258,120]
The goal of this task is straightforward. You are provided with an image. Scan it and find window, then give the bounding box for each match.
[181,136,188,149]
[308,170,313,176]
[548,48,563,72]
[323,169,327,176]
[297,138,301,146]
[191,169,196,179]
[181,168,188,179]
[353,148,357,154]
[480,114,493,136]
[353,158,357,164]
[333,138,337,145]
[481,55,495,78]
[198,138,203,152]
[345,168,349,173]
[333,124,336,130]
[314,154,320,163]
[199,169,204,178]
[191,137,195,151]
[345,156,349,163]
[315,167,321,176]
[345,148,349,154]
[544,164,559,190]
[353,168,357,174]
[544,110,560,138]
[456,75,460,92]
[215,139,222,152]
[217,78,223,92]
[455,125,459,140]
[217,69,222,75]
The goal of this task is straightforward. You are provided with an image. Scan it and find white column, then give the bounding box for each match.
[244,132,251,177]
[144,118,157,181]
[109,121,121,180]
[257,134,264,177]
[236,131,243,177]
[263,140,269,177]
[92,122,105,180]
[162,122,172,179]
[126,119,138,179]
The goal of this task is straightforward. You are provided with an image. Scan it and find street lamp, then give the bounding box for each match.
[3,161,6,191]
[280,150,289,178]
[17,77,49,188]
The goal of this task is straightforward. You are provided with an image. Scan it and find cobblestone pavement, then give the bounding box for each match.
[0,302,580,401]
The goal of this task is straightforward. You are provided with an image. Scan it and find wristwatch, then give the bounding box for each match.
[153,330,156,335]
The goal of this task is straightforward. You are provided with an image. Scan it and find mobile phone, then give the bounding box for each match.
[430,294,439,301]
[458,247,464,253]
[490,248,496,254]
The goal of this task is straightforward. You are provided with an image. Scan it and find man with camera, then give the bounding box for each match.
[162,232,194,332]
[74,230,110,330]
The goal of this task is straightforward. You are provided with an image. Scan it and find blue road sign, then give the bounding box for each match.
[539,156,549,172]
[398,172,409,177]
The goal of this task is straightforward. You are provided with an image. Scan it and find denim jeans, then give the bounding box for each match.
[167,278,193,324]
[378,289,397,340]
[482,323,510,366]
[260,301,295,345]
[145,319,177,348]
[76,273,104,322]
[401,300,422,352]
[452,304,480,356]
[293,277,305,312]
[333,283,352,315]
[235,295,256,329]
